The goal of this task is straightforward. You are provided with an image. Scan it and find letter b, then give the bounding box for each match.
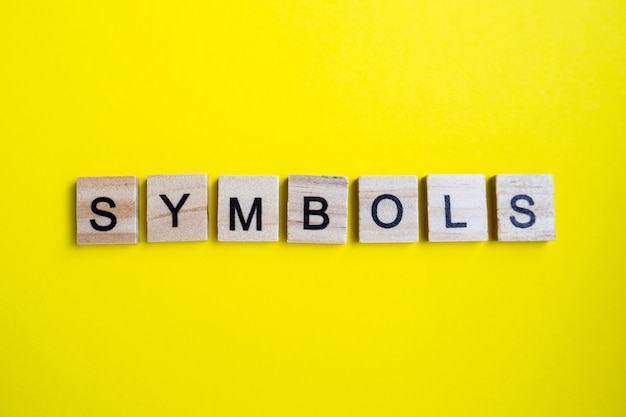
[303,197,329,230]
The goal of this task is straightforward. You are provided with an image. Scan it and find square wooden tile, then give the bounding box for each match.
[496,174,555,241]
[287,175,348,244]
[217,176,279,242]
[358,176,418,243]
[426,174,488,242]
[76,176,138,245]
[147,174,208,242]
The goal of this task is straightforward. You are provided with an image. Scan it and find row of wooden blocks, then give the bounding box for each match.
[76,174,555,245]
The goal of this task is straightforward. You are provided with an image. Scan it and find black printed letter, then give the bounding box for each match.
[303,197,329,230]
[90,197,117,231]
[159,193,190,227]
[230,197,262,231]
[371,194,403,229]
[444,195,467,228]
[510,194,536,229]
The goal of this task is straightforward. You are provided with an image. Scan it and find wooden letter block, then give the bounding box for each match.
[496,174,555,241]
[217,176,279,242]
[426,174,488,242]
[147,174,208,242]
[287,175,348,244]
[76,176,138,245]
[358,176,418,243]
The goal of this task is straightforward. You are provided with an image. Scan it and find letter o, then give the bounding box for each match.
[371,194,403,229]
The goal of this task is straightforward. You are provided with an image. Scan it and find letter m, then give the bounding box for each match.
[229,197,262,231]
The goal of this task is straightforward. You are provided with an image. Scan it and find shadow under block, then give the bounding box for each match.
[427,174,488,242]
[147,174,208,242]
[287,175,348,244]
[217,176,279,242]
[76,176,138,245]
[358,176,418,243]
[496,174,556,241]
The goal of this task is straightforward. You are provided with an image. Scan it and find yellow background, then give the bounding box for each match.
[1,1,625,416]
